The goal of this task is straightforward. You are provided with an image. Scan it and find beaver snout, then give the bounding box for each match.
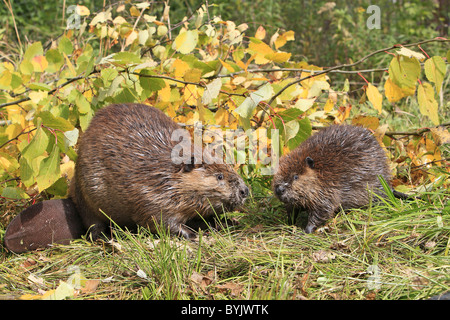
[240,185,249,198]
[274,183,287,197]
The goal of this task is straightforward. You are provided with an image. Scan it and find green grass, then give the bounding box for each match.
[1,188,448,300]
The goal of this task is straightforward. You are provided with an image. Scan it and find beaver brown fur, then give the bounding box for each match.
[69,103,249,240]
[273,124,398,234]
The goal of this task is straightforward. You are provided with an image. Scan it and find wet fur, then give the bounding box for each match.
[273,125,392,233]
[70,103,248,239]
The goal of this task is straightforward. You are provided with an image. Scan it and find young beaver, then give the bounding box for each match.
[273,124,396,234]
[70,103,249,240]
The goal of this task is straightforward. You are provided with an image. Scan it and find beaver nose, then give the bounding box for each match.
[240,186,249,198]
[275,184,285,196]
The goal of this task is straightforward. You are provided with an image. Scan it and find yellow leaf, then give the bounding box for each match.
[184,84,203,105]
[29,90,48,104]
[184,68,202,83]
[158,83,171,102]
[396,47,426,60]
[215,107,229,126]
[31,56,48,72]
[153,20,165,26]
[61,160,75,180]
[351,115,380,130]
[219,59,235,73]
[0,69,12,89]
[366,83,383,114]
[430,127,450,146]
[248,41,274,65]
[172,29,198,54]
[266,52,291,63]
[130,6,140,17]
[172,59,190,79]
[235,60,246,70]
[255,26,266,40]
[324,98,335,113]
[125,30,138,47]
[76,5,90,16]
[294,98,315,112]
[274,30,295,50]
[113,16,127,25]
[384,77,406,103]
[417,82,439,125]
[20,293,45,300]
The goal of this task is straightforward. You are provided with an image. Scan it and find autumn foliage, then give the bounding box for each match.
[0,3,448,203]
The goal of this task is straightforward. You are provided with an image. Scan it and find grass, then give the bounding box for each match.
[0,187,448,300]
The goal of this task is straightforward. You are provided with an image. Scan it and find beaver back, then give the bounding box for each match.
[70,103,248,238]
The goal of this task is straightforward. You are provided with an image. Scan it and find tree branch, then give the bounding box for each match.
[384,122,450,138]
[256,37,449,128]
[0,71,99,109]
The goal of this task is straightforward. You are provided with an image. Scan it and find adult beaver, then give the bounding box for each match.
[273,124,404,234]
[5,103,249,252]
[71,103,249,240]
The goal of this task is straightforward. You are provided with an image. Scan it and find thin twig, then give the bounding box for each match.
[384,122,450,138]
[256,38,449,128]
[0,70,99,109]
[0,128,36,150]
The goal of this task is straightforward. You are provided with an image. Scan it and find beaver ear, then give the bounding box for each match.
[305,156,314,169]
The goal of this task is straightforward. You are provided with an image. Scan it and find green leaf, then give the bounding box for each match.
[45,49,64,73]
[111,52,142,65]
[36,144,61,191]
[287,117,311,150]
[58,36,73,55]
[64,128,79,148]
[79,109,94,132]
[139,71,166,93]
[19,157,35,188]
[424,56,446,94]
[28,82,53,91]
[114,87,137,103]
[19,60,34,75]
[38,111,75,131]
[23,42,43,61]
[75,94,91,114]
[234,83,273,119]
[46,177,68,197]
[21,125,49,163]
[101,68,119,84]
[1,186,30,200]
[388,55,421,91]
[284,120,299,142]
[172,30,199,54]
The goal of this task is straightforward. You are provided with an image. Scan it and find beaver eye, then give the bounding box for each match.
[217,173,224,181]
[293,174,299,180]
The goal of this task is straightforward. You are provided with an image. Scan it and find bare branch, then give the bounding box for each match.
[256,37,450,127]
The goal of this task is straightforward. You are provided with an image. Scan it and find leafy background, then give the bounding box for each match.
[0,0,449,300]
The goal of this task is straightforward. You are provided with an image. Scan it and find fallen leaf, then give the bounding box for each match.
[215,282,244,297]
[312,250,336,263]
[27,274,45,286]
[21,258,37,269]
[430,127,450,146]
[81,280,100,294]
[190,271,215,293]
